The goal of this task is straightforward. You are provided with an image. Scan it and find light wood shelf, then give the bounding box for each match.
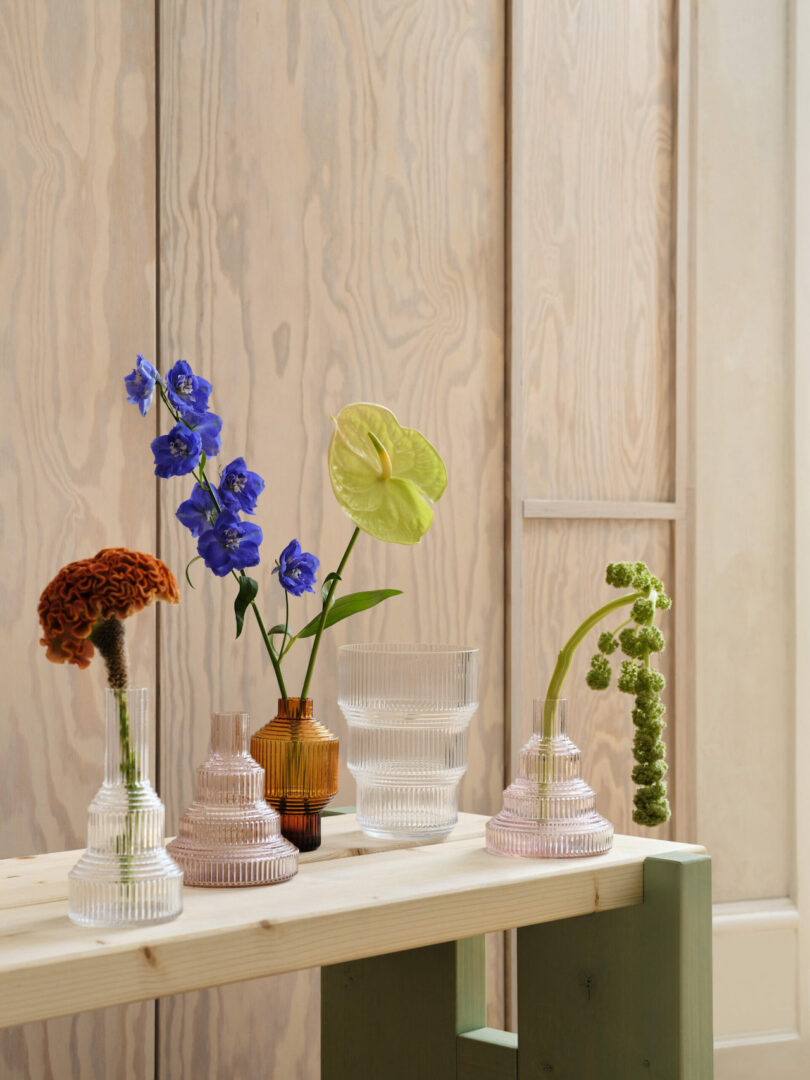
[0,813,703,1030]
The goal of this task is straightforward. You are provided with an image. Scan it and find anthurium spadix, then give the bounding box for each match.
[328,403,447,544]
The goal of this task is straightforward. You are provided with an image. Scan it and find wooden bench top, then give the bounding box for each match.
[0,813,703,1029]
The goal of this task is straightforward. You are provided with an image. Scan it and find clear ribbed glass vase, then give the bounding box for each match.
[168,712,298,886]
[486,698,613,858]
[68,688,183,926]
[338,644,479,841]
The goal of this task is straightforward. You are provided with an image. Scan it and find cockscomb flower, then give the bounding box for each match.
[219,457,265,514]
[198,511,262,577]
[38,548,179,684]
[166,360,212,415]
[151,423,203,478]
[273,539,319,597]
[124,355,162,417]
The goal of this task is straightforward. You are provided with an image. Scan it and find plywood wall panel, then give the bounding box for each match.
[0,2,158,1076]
[517,0,676,502]
[695,0,792,903]
[521,518,674,840]
[157,1,504,1075]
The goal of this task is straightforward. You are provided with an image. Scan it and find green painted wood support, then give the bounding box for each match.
[517,852,713,1079]
[322,935,486,1080]
[457,1027,518,1079]
[322,806,356,816]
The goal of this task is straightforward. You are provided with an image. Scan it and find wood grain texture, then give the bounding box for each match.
[0,817,703,1029]
[156,1,504,1075]
[521,518,674,841]
[694,0,792,904]
[0,1,158,1076]
[516,0,676,502]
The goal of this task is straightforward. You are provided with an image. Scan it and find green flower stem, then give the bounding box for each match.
[247,590,288,699]
[117,690,136,887]
[300,527,360,700]
[543,591,644,738]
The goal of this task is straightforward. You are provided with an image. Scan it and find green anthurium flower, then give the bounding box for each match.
[328,403,447,544]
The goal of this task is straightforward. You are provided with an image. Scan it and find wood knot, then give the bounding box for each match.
[142,946,157,967]
[259,919,274,931]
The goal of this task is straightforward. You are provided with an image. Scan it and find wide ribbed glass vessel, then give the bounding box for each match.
[250,698,338,852]
[68,688,183,926]
[338,644,479,841]
[168,712,298,886]
[486,698,613,858]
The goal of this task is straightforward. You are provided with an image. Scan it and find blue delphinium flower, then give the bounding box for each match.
[273,539,319,597]
[166,360,212,414]
[198,511,262,576]
[219,457,265,514]
[151,423,203,478]
[184,409,223,457]
[124,355,162,417]
[176,484,218,538]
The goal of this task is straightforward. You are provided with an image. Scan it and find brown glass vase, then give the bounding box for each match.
[249,698,339,852]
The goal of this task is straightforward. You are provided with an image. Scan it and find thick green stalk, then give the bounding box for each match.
[543,591,644,737]
[300,527,360,700]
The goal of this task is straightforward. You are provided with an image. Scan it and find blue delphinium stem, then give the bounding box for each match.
[300,527,360,700]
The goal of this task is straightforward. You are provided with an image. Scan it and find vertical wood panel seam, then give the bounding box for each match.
[504,0,521,1035]
[153,1,162,1077]
[673,0,698,842]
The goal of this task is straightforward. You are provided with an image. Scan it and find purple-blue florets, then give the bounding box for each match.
[124,355,162,417]
[273,539,319,596]
[166,360,212,415]
[220,457,265,515]
[151,423,202,478]
[198,511,262,577]
[176,483,218,538]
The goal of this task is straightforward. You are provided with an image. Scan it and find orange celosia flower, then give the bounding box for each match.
[38,548,179,668]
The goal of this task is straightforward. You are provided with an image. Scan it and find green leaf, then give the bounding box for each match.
[234,574,259,639]
[185,555,202,590]
[321,571,342,604]
[296,589,403,638]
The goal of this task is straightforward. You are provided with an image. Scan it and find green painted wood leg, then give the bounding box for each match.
[517,852,713,1079]
[457,1027,518,1079]
[322,935,486,1080]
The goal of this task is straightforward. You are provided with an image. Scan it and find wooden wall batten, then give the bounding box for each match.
[0,1,158,1076]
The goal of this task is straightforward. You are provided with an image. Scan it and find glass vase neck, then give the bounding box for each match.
[532,698,568,738]
[105,687,148,784]
[277,697,313,719]
[210,711,250,755]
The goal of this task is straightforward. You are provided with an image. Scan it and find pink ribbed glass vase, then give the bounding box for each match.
[486,699,613,858]
[167,712,298,887]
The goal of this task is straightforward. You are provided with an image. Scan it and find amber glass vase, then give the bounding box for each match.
[250,698,338,851]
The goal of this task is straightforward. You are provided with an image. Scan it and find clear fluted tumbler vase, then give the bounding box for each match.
[486,698,613,858]
[338,644,479,841]
[68,688,183,926]
[168,712,298,886]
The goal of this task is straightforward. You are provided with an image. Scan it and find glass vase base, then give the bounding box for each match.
[357,821,455,842]
[68,850,184,927]
[280,812,322,852]
[166,842,298,887]
[485,813,614,859]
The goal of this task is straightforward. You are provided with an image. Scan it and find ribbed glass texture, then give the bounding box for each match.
[68,689,183,926]
[168,712,298,886]
[486,699,613,858]
[250,699,338,852]
[338,644,479,840]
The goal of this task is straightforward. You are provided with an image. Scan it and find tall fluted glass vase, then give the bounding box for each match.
[68,688,183,926]
[250,698,338,852]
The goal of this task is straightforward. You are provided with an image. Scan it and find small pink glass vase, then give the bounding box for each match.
[486,698,613,858]
[168,711,298,886]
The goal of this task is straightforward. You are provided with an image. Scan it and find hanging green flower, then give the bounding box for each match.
[328,403,447,544]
